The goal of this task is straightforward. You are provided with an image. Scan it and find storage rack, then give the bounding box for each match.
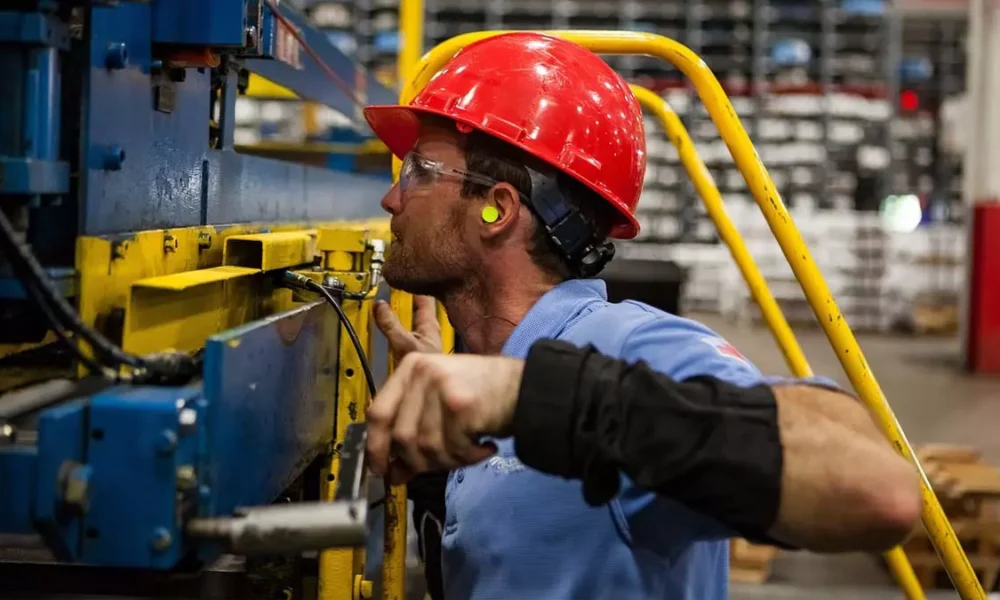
[890,12,967,223]
[269,1,964,331]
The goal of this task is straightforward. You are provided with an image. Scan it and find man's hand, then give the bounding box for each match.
[374,295,443,362]
[366,353,524,484]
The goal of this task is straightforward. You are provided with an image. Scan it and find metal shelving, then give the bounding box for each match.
[891,12,967,223]
[257,1,970,332]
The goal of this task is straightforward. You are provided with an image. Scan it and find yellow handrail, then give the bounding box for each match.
[401,30,983,599]
[381,290,414,600]
[629,85,812,378]
[629,84,926,600]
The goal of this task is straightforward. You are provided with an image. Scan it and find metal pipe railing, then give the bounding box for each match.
[629,84,926,600]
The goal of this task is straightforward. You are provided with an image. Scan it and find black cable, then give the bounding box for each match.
[289,274,386,510]
[304,279,378,399]
[0,209,145,370]
[22,274,112,379]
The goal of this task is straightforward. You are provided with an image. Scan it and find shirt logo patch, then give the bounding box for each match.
[701,336,749,363]
[486,455,526,475]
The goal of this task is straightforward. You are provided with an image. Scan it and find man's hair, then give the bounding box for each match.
[425,117,615,280]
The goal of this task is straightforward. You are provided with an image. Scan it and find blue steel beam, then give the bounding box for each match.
[0,11,70,196]
[246,1,397,123]
[80,2,390,235]
[152,0,249,47]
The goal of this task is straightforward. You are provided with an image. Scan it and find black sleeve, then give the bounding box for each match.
[510,338,787,546]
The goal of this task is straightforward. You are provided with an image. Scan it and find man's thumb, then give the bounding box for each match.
[374,301,411,346]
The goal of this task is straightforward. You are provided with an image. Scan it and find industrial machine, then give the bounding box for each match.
[0,0,402,597]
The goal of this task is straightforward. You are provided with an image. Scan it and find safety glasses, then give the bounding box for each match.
[399,152,500,193]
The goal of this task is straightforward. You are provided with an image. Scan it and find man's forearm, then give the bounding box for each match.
[511,339,921,552]
[768,385,921,551]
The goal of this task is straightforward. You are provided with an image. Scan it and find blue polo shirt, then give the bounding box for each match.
[441,279,827,600]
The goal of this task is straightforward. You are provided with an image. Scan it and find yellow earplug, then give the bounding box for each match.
[481,206,499,223]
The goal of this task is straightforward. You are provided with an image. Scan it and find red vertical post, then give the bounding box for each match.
[967,202,1000,374]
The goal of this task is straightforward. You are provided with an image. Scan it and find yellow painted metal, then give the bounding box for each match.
[75,222,376,342]
[381,289,412,600]
[437,302,455,354]
[235,139,389,156]
[316,235,379,600]
[318,228,374,276]
[223,230,317,271]
[627,86,813,379]
[246,73,298,99]
[120,228,333,357]
[408,30,982,598]
[304,102,321,137]
[631,84,926,600]
[318,228,371,254]
[398,0,424,91]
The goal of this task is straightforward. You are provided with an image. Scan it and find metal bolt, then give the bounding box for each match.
[323,276,344,289]
[150,527,172,551]
[156,430,178,455]
[103,145,125,171]
[245,25,258,49]
[176,465,197,491]
[197,232,212,249]
[178,408,197,434]
[62,464,93,512]
[354,575,374,599]
[105,42,128,70]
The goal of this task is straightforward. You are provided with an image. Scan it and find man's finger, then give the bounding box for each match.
[392,360,432,472]
[463,443,498,465]
[417,385,451,469]
[366,359,411,475]
[385,460,415,486]
[373,300,414,354]
[442,399,499,468]
[412,295,440,338]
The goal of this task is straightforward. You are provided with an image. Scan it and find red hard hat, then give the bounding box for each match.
[363,32,646,239]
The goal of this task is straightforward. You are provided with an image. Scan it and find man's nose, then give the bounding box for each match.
[381,182,402,215]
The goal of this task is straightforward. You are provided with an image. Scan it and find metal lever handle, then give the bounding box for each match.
[187,423,370,555]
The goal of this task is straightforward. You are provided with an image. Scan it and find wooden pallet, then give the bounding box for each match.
[902,444,1000,590]
[730,538,777,584]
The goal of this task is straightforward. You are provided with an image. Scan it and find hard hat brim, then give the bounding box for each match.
[363,104,641,240]
[363,104,423,159]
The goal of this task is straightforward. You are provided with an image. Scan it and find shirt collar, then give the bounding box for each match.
[500,279,608,358]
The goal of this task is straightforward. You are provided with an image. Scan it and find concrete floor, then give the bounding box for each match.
[692,312,1000,600]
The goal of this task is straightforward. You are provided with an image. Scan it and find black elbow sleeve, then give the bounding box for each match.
[512,339,785,543]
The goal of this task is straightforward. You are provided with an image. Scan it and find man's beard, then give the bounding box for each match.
[382,240,467,298]
[383,204,473,298]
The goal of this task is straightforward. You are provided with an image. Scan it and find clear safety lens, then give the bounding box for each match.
[399,152,499,193]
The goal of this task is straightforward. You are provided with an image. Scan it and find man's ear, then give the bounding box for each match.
[480,183,521,238]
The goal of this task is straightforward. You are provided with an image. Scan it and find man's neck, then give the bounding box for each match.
[442,277,557,355]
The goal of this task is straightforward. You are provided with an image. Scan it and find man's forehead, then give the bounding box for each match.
[414,124,464,158]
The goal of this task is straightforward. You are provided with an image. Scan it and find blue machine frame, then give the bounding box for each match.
[0,0,392,571]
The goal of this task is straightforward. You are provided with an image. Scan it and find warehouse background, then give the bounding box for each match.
[239,1,994,598]
[241,0,969,338]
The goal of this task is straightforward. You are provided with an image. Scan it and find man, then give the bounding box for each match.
[362,32,920,600]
